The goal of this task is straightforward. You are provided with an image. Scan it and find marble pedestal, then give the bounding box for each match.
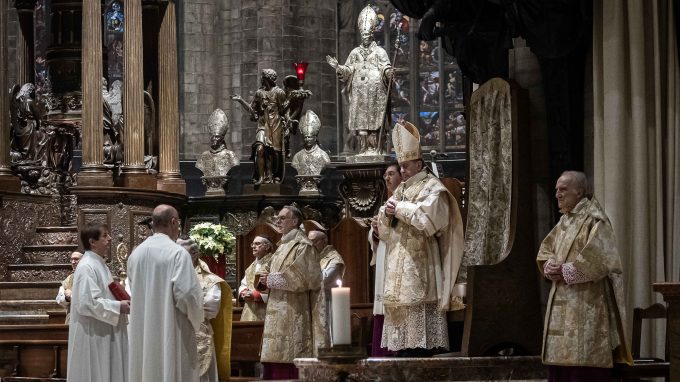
[294,356,547,382]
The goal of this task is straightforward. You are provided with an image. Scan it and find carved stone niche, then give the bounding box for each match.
[330,162,388,219]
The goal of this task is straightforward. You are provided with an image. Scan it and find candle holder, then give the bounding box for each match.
[293,61,309,87]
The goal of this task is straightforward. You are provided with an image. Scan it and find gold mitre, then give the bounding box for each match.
[358,5,378,34]
[207,108,229,136]
[392,121,422,162]
[299,110,321,136]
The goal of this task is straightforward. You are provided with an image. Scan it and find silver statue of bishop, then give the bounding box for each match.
[196,109,240,195]
[291,110,330,195]
[326,5,393,161]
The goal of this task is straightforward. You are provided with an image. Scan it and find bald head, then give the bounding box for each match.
[308,230,328,252]
[152,204,180,240]
[70,251,83,271]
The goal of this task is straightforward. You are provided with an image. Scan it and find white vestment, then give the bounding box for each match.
[67,251,128,382]
[368,227,387,315]
[199,284,221,382]
[127,233,205,382]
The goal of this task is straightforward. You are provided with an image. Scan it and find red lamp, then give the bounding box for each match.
[293,61,309,85]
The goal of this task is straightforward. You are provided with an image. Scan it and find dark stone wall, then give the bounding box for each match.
[178,0,339,160]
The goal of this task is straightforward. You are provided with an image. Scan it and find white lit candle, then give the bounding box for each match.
[331,280,351,346]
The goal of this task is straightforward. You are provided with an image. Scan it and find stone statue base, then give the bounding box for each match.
[243,183,293,196]
[201,176,229,196]
[295,175,322,196]
[328,162,388,218]
[345,153,391,164]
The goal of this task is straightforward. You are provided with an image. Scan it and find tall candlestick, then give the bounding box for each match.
[331,281,351,346]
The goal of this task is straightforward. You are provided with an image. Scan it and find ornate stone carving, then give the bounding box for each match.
[10,84,79,195]
[10,267,72,282]
[221,211,258,236]
[334,163,387,219]
[0,196,61,278]
[295,175,323,196]
[58,194,78,226]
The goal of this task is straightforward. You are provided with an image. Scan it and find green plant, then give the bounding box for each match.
[188,223,236,261]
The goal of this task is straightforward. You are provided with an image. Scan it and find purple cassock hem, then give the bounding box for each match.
[371,314,394,357]
[547,365,611,382]
[262,362,299,380]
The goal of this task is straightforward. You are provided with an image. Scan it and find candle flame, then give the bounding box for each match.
[336,279,342,288]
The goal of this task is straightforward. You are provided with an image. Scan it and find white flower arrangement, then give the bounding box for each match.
[188,222,236,261]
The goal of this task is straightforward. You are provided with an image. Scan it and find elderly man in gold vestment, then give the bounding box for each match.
[238,235,275,321]
[55,251,83,324]
[178,237,233,382]
[537,171,632,381]
[378,121,465,356]
[258,206,323,379]
[309,230,344,348]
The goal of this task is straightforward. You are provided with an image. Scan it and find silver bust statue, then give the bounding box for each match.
[196,109,239,195]
[291,110,330,195]
[326,5,393,160]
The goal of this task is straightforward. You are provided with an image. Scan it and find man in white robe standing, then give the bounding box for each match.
[67,223,130,382]
[127,204,205,382]
[368,161,401,356]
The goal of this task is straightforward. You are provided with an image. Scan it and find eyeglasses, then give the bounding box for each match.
[251,242,268,247]
[274,216,290,221]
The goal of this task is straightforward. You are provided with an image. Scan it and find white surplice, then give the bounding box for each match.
[67,250,128,382]
[368,227,386,316]
[127,233,205,382]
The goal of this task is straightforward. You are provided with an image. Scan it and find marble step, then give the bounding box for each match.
[21,244,79,264]
[34,226,79,245]
[0,299,63,312]
[0,281,62,300]
[0,312,50,325]
[7,264,72,282]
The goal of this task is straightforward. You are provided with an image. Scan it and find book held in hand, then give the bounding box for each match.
[108,281,131,301]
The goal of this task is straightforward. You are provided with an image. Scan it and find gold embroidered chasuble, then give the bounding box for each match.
[240,252,274,322]
[378,170,465,311]
[319,245,345,288]
[61,273,74,323]
[194,260,233,379]
[260,229,324,364]
[318,245,344,348]
[62,272,74,290]
[377,170,465,351]
[537,197,633,368]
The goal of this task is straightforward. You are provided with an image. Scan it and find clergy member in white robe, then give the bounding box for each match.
[67,223,129,382]
[368,162,401,356]
[127,205,205,382]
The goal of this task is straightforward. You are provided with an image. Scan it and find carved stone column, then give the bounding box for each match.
[78,0,111,186]
[156,1,185,195]
[15,16,30,85]
[0,1,22,191]
[121,0,154,189]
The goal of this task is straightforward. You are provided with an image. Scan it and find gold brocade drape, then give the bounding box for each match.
[592,0,680,356]
[465,78,513,266]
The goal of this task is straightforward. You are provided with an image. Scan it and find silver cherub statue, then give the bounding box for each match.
[291,110,330,195]
[326,5,393,160]
[195,109,240,195]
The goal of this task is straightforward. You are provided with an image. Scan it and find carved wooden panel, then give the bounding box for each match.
[128,210,154,250]
[330,217,370,304]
